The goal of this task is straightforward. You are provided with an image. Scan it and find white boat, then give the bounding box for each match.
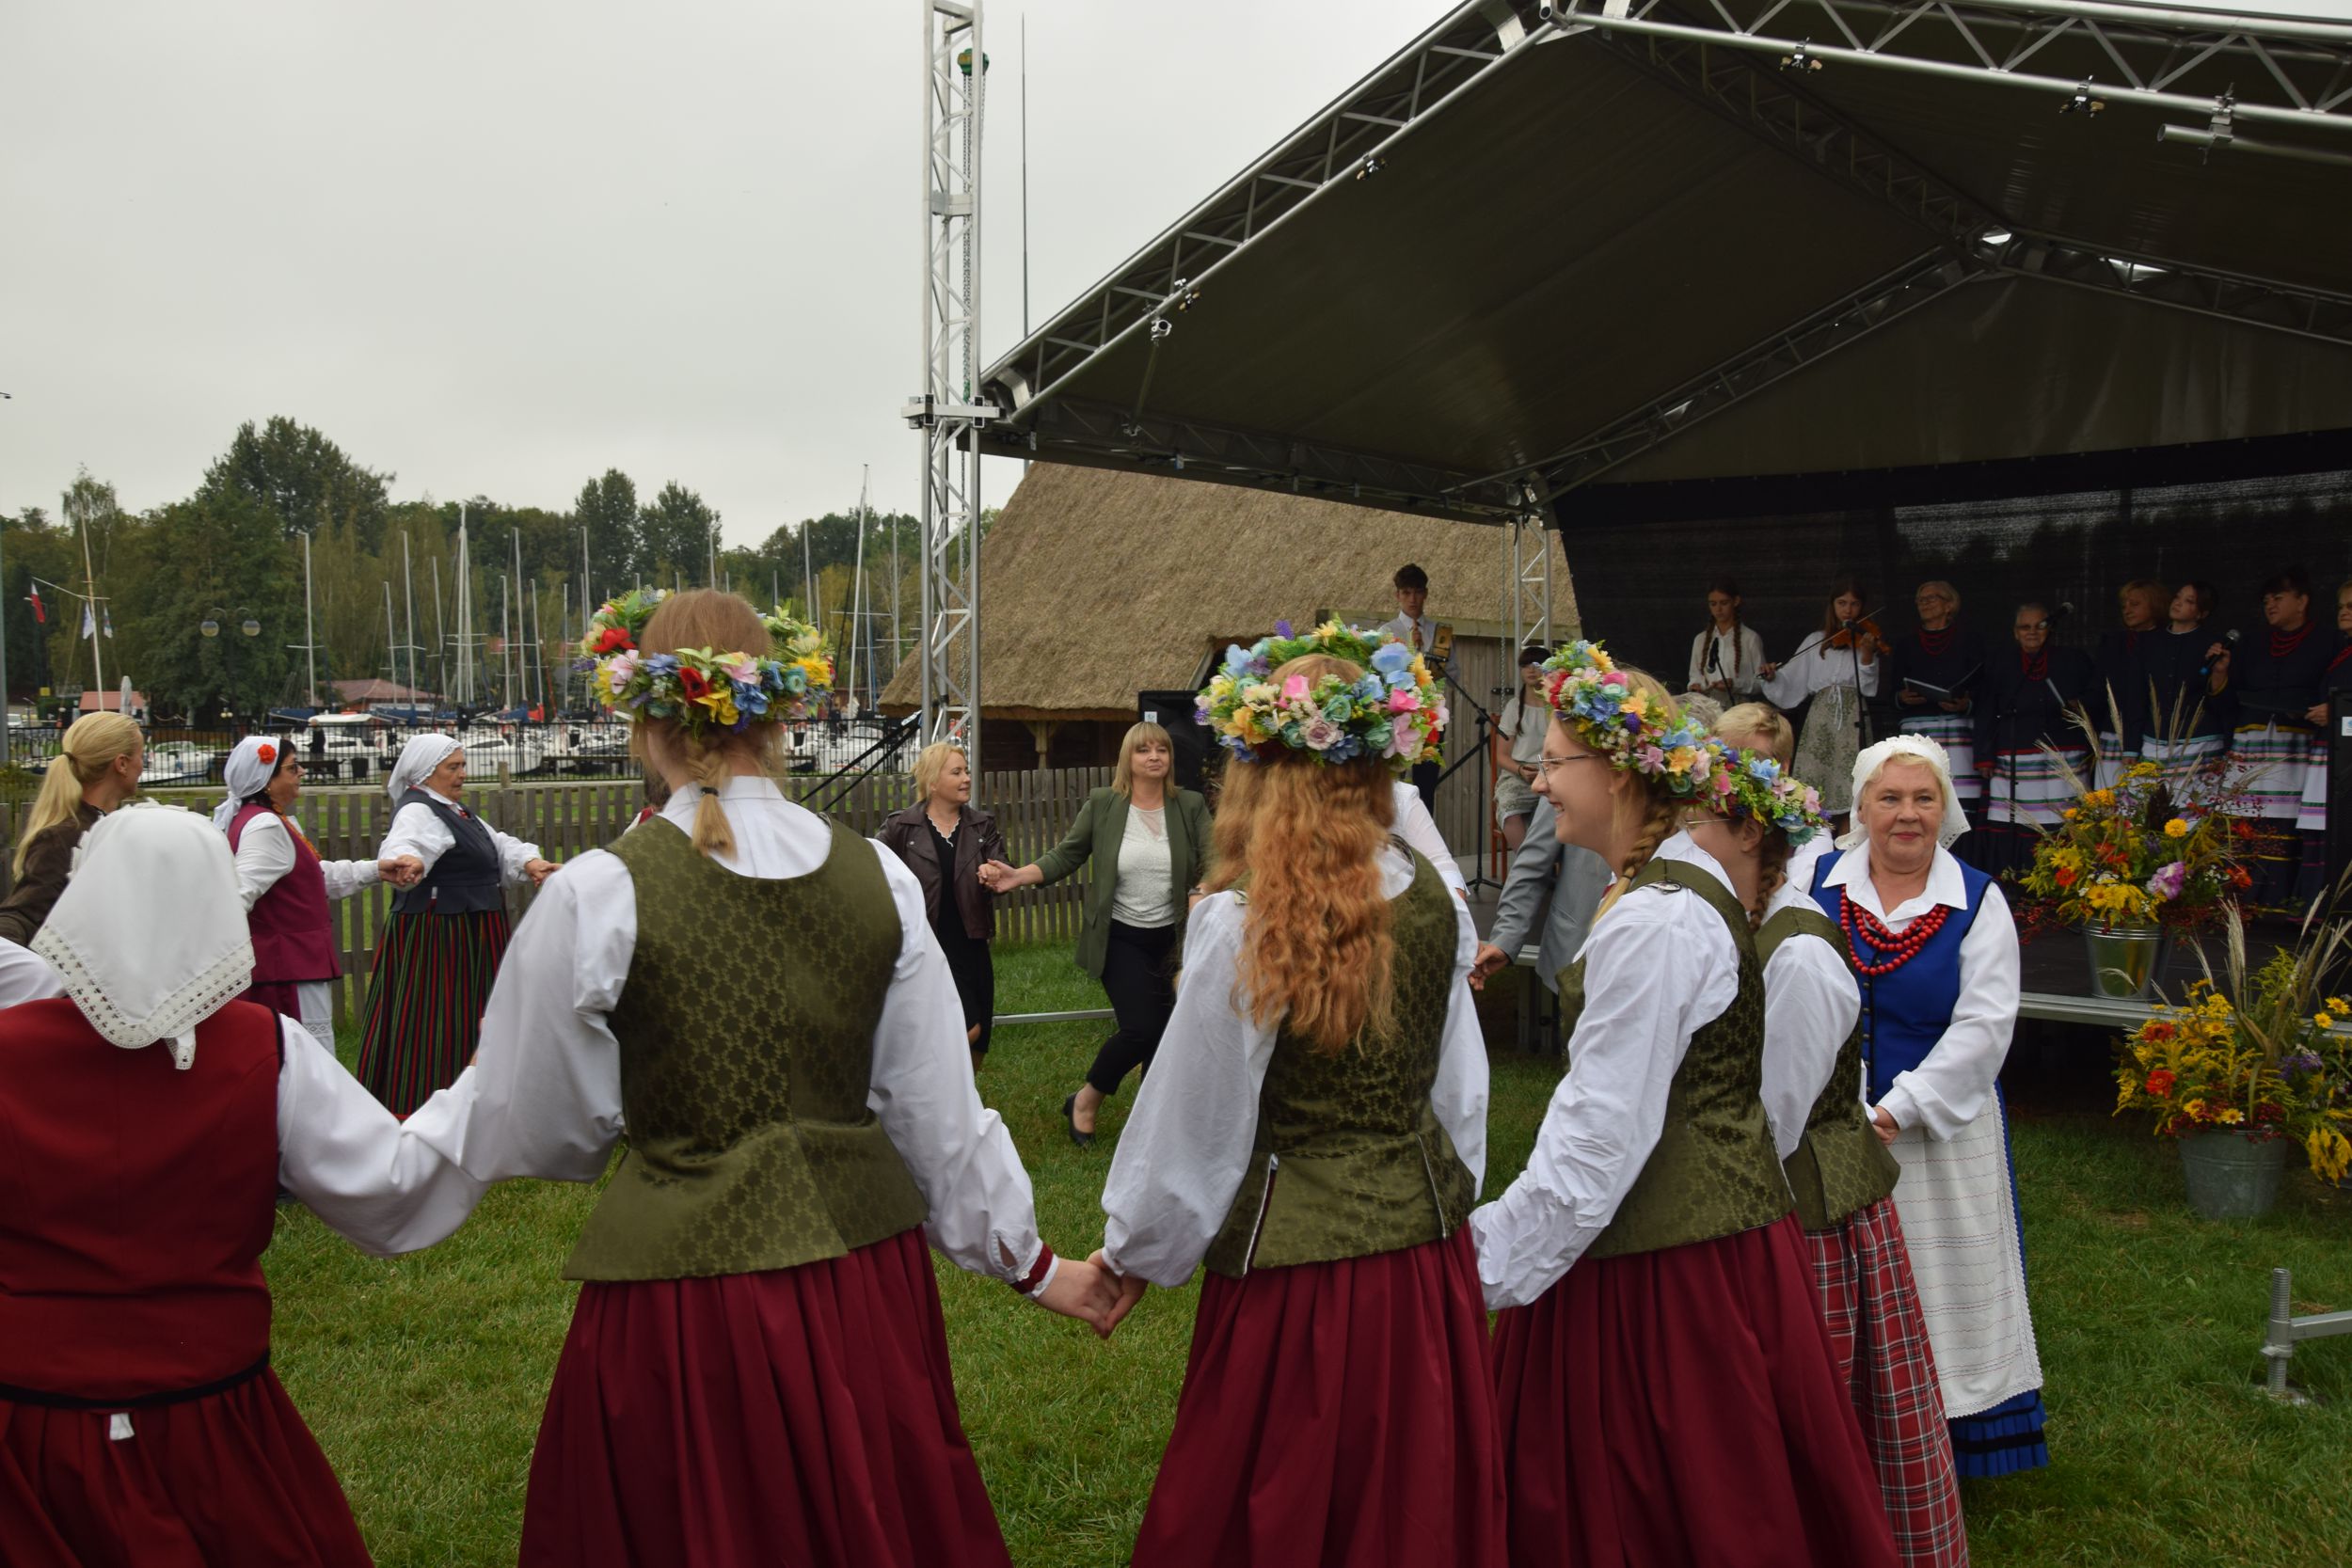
[140,740,219,788]
[453,725,549,778]
[299,712,398,784]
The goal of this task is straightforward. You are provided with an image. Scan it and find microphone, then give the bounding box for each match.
[2046,601,2076,626]
[1706,638,1723,675]
[2200,627,2240,675]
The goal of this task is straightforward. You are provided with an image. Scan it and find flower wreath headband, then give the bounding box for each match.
[580,588,834,736]
[1196,619,1446,775]
[1541,640,1826,845]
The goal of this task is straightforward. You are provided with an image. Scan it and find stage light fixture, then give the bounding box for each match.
[1778,39,1821,73]
[2061,80,2105,116]
[1149,317,1173,341]
[1356,155,1385,181]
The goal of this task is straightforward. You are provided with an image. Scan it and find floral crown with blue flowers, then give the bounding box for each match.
[1196,620,1446,774]
[580,588,833,737]
[1707,740,1829,847]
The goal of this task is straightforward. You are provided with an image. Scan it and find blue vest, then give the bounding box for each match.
[389,789,505,916]
[1808,849,1989,1101]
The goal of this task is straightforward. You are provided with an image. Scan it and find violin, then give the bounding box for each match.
[1825,617,1883,651]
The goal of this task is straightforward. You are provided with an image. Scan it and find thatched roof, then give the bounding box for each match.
[879,464,1580,721]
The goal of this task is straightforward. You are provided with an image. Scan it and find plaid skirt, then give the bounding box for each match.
[1898,715,1979,802]
[1807,1199,1968,1568]
[356,909,513,1117]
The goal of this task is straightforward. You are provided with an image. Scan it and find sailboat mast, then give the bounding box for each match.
[402,531,420,708]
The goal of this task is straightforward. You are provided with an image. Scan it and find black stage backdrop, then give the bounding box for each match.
[1558,466,2352,702]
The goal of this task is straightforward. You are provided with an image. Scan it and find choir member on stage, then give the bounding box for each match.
[304,591,1115,1566]
[1102,627,1501,1568]
[215,735,421,1051]
[1762,578,1883,819]
[0,805,489,1568]
[879,742,1009,1072]
[1494,644,1551,851]
[0,712,141,947]
[1811,736,2049,1479]
[355,734,555,1115]
[1471,642,1898,1568]
[1883,582,1986,835]
[1688,578,1767,703]
[1707,719,1969,1567]
[1381,562,1452,808]
[979,723,1213,1148]
[2140,580,2232,770]
[2092,579,2166,788]
[1973,600,2095,878]
[2216,567,2336,911]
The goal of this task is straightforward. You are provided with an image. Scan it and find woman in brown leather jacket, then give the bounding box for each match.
[878,743,1009,1071]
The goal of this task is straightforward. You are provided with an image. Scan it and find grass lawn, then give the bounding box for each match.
[269,943,2352,1566]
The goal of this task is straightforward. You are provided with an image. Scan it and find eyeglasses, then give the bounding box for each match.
[2015,622,2049,633]
[1534,754,1604,777]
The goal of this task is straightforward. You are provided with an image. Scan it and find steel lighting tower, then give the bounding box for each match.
[903,1,993,759]
[1508,505,1553,655]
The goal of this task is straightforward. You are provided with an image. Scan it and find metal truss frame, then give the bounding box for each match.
[904,0,991,757]
[1540,0,2352,135]
[1509,511,1556,650]
[979,0,1558,433]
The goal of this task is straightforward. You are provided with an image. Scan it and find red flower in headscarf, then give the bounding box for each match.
[676,666,709,701]
[593,626,634,655]
[255,743,277,765]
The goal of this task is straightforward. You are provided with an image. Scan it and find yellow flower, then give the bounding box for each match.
[2217,1106,2244,1124]
[2164,818,2189,838]
[794,655,833,687]
[1664,745,1698,775]
[697,689,739,727]
[2318,1013,2337,1030]
[2308,1127,2351,1184]
[2183,1099,2207,1119]
[2328,996,2348,1013]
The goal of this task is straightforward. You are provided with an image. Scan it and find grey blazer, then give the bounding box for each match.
[1486,796,1611,993]
[1033,786,1214,979]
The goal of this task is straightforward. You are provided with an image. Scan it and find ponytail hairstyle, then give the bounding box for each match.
[632,591,786,858]
[1203,653,1400,1054]
[14,712,141,879]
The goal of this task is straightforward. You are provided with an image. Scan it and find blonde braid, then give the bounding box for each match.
[1594,792,1681,921]
[686,736,737,857]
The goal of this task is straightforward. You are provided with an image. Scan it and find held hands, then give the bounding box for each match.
[524,857,558,888]
[1089,1250,1150,1337]
[1034,1254,1123,1338]
[1871,1106,1899,1146]
[977,859,1033,893]
[377,854,425,888]
[1468,942,1510,990]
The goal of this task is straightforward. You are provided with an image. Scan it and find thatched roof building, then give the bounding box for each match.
[881,464,1580,786]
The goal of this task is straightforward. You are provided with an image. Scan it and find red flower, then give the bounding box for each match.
[2143,1022,2176,1042]
[2256,1101,2285,1124]
[593,626,634,655]
[255,742,277,765]
[2145,1069,2177,1097]
[2055,866,2079,888]
[676,666,709,701]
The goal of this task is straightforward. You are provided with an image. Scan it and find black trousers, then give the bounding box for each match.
[1086,920,1179,1098]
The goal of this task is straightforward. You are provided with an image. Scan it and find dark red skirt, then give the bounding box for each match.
[1132,1228,1504,1568]
[1491,1216,1899,1568]
[520,1228,1009,1568]
[0,1367,370,1568]
[243,979,302,1024]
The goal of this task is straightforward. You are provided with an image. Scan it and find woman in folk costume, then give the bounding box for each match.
[1809,736,2048,1479]
[0,805,505,1568]
[1708,713,1968,1568]
[1972,600,2096,879]
[1761,578,1883,820]
[1471,642,1896,1568]
[354,591,1111,1565]
[1098,627,1500,1568]
[215,735,422,1051]
[356,732,555,1114]
[2213,566,2336,911]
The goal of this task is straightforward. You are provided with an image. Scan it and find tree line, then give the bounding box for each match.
[1,417,966,724]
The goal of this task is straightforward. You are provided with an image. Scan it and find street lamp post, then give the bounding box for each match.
[199,608,262,731]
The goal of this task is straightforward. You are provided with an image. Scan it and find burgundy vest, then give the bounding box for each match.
[0,999,280,1400]
[229,803,342,985]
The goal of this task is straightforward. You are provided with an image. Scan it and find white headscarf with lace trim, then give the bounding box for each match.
[1836,734,1970,851]
[31,803,254,1070]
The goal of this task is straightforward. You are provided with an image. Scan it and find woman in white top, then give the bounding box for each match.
[1761,578,1883,818]
[1688,578,1767,703]
[981,722,1213,1148]
[354,734,555,1115]
[214,735,421,1052]
[1492,643,1551,850]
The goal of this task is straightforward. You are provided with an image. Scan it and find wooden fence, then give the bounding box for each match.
[1,766,1114,1026]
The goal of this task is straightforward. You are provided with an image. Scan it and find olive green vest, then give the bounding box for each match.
[1203,851,1476,1276]
[1554,858,1792,1260]
[564,817,929,1282]
[1756,904,1900,1231]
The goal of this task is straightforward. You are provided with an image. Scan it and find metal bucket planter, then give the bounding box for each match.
[2177,1131,2288,1220]
[2084,922,2167,1000]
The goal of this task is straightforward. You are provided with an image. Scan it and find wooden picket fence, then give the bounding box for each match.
[0,765,1113,1026]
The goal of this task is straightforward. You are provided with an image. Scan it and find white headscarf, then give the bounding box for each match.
[212,735,288,831]
[387,734,462,801]
[1836,734,1970,851]
[31,803,254,1070]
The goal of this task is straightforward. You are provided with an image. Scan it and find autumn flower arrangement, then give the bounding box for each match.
[2016,740,2251,934]
[580,588,833,736]
[2114,907,2352,1183]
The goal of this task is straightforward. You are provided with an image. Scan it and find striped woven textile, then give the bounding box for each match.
[1979,746,2086,875]
[357,908,514,1117]
[1806,1198,1967,1568]
[1899,714,1979,801]
[2232,721,2318,822]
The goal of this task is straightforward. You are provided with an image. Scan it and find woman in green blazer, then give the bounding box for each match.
[980,722,1212,1147]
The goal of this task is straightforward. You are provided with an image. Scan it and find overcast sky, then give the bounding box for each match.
[5,0,2344,546]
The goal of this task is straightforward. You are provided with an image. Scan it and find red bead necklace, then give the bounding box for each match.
[2269,622,2312,658]
[1839,893,1949,974]
[1917,625,1956,657]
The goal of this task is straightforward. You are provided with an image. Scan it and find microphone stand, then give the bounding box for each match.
[1438,667,1504,895]
[1843,615,1878,749]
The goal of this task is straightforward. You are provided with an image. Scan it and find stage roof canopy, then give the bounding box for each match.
[977,0,2352,524]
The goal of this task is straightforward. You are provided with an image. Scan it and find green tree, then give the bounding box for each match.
[199,417,393,547]
[133,492,299,722]
[574,470,642,596]
[638,482,719,586]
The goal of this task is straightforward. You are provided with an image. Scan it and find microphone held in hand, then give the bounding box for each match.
[2200,627,2241,676]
